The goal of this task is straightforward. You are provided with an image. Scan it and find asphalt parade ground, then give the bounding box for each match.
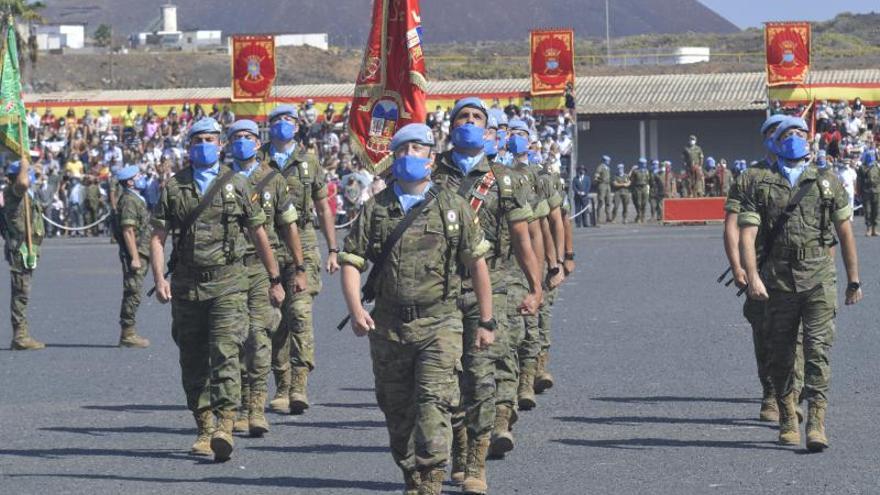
[1,223,879,494]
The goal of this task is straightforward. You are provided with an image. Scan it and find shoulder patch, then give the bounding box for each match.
[503,175,512,186]
[225,183,234,192]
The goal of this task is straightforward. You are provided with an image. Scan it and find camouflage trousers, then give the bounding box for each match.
[369,304,463,472]
[240,259,280,396]
[863,191,880,228]
[171,290,247,415]
[765,283,836,404]
[497,282,540,408]
[272,231,322,383]
[119,259,148,329]
[457,288,509,437]
[538,286,558,352]
[633,187,649,221]
[10,268,32,333]
[743,297,804,397]
[612,191,631,222]
[596,184,612,221]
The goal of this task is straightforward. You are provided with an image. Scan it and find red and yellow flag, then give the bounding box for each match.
[765,22,811,87]
[530,29,575,96]
[231,35,276,101]
[348,0,427,174]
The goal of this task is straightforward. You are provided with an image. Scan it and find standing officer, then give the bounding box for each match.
[593,155,612,223]
[572,166,590,227]
[857,151,880,236]
[114,165,151,348]
[83,176,102,236]
[683,134,705,197]
[259,104,339,416]
[225,119,306,437]
[611,163,631,223]
[740,116,862,451]
[432,98,542,495]
[3,159,45,350]
[150,118,285,462]
[340,123,495,495]
[630,158,651,223]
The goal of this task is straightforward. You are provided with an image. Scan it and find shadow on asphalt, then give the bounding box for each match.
[592,396,760,405]
[0,448,195,460]
[248,444,387,454]
[6,473,401,491]
[44,343,121,349]
[552,438,791,451]
[83,404,187,412]
[555,415,775,428]
[40,425,192,436]
[278,420,386,430]
[315,402,377,409]
[338,387,376,393]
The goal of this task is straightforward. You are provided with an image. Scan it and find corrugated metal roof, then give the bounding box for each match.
[24,69,879,115]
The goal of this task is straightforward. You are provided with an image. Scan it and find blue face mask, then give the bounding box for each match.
[506,134,529,155]
[391,155,432,182]
[451,151,485,175]
[496,130,507,144]
[817,158,828,169]
[231,138,257,162]
[527,151,541,165]
[483,138,498,156]
[778,134,809,160]
[451,123,485,150]
[190,142,219,169]
[270,120,296,142]
[133,176,148,191]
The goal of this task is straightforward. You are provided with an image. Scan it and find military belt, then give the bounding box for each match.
[771,245,828,261]
[389,300,458,323]
[176,262,242,283]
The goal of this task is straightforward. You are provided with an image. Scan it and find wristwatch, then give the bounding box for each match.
[269,275,283,286]
[328,247,340,254]
[294,264,307,273]
[478,317,497,331]
[564,252,575,261]
[847,281,861,292]
[547,266,561,277]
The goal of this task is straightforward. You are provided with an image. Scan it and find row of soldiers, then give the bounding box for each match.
[722,113,862,453]
[3,98,575,495]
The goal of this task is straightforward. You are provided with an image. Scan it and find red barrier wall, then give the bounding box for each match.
[663,198,726,223]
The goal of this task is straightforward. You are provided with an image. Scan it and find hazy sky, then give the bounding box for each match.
[698,0,878,28]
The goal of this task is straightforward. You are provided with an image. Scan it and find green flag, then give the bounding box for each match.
[0,15,28,157]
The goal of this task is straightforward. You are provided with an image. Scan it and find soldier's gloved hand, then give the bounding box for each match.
[747,277,769,301]
[293,271,308,294]
[475,328,495,350]
[325,253,340,274]
[269,282,285,308]
[733,267,748,290]
[155,279,171,304]
[351,307,375,337]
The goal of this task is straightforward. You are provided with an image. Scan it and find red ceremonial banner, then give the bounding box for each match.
[231,35,277,101]
[765,22,811,87]
[530,29,575,96]
[349,0,427,174]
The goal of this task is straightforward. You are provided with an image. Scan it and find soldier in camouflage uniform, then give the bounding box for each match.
[113,165,152,348]
[740,116,862,452]
[3,160,45,350]
[650,160,674,221]
[225,120,306,437]
[611,163,631,223]
[340,124,495,495]
[83,176,103,236]
[260,104,339,416]
[150,118,285,462]
[593,155,612,223]
[433,100,542,495]
[630,158,651,223]
[683,134,705,197]
[856,151,880,236]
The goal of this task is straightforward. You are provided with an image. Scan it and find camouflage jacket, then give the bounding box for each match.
[2,186,44,271]
[241,164,299,265]
[258,143,327,245]
[117,188,151,259]
[593,163,610,186]
[858,164,880,193]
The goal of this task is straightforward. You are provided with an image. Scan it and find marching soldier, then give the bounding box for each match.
[683,134,705,197]
[593,155,612,223]
[149,118,285,462]
[113,165,152,348]
[340,123,495,495]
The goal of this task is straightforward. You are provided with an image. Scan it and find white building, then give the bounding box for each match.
[35,24,85,51]
[180,30,223,50]
[274,33,328,51]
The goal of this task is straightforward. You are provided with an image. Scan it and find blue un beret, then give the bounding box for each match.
[450,97,488,122]
[508,118,529,133]
[268,104,297,121]
[115,165,140,181]
[760,114,789,135]
[772,116,809,142]
[188,117,223,139]
[227,119,260,140]
[602,155,611,163]
[390,123,435,152]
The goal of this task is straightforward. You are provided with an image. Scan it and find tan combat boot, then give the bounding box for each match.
[403,469,420,495]
[234,384,250,433]
[11,326,45,351]
[418,467,445,495]
[269,368,291,413]
[759,386,779,422]
[489,404,515,458]
[211,410,235,462]
[118,327,150,348]
[806,400,829,452]
[462,434,491,494]
[450,423,467,483]
[249,390,270,437]
[777,391,800,446]
[190,409,214,456]
[534,351,555,394]
[288,367,310,415]
[517,359,538,411]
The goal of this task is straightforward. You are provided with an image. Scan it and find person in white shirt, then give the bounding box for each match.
[836,159,857,217]
[97,108,112,134]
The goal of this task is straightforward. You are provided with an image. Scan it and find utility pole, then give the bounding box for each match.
[605,0,611,65]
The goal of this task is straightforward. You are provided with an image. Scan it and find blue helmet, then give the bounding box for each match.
[390,123,435,152]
